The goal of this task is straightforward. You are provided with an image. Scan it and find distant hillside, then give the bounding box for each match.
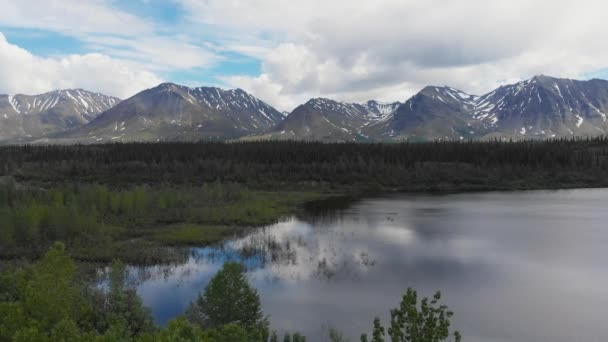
[365,75,608,141]
[53,83,284,143]
[0,89,119,142]
[254,98,400,142]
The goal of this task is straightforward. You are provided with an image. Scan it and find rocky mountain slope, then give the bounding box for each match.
[475,75,608,139]
[0,90,119,142]
[368,75,608,141]
[363,86,489,141]
[57,83,284,143]
[255,98,401,141]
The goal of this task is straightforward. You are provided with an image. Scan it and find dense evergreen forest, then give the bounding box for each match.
[1,139,608,190]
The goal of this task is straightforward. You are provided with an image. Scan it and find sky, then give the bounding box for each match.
[0,0,608,112]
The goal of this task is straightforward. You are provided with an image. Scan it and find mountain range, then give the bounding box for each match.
[3,75,608,144]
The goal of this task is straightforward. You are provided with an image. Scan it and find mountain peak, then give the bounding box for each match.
[417,85,477,104]
[530,74,562,84]
[65,82,285,143]
[420,85,447,93]
[157,82,179,88]
[306,97,337,105]
[532,74,551,80]
[153,82,185,94]
[5,88,117,99]
[154,83,254,99]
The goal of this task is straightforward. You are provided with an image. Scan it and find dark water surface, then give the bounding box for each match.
[130,189,608,341]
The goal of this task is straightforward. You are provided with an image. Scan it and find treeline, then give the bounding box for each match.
[1,138,608,190]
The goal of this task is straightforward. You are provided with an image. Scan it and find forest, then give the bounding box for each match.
[1,138,608,190]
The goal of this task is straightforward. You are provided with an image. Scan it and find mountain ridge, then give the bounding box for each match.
[362,75,608,141]
[0,89,120,142]
[5,75,608,144]
[252,97,401,142]
[53,83,284,143]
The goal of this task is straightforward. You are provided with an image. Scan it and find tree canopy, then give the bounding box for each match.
[187,262,269,336]
[361,288,461,342]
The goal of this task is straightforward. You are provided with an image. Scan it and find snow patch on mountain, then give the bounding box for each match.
[8,95,20,114]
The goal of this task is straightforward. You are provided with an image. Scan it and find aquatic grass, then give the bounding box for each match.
[0,182,329,264]
[150,224,239,246]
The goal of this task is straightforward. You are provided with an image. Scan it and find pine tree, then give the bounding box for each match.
[187,262,268,334]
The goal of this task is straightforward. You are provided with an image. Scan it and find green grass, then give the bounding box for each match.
[187,191,325,226]
[150,224,239,246]
[70,240,189,265]
[0,183,331,265]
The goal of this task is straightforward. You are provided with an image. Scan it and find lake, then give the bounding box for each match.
[129,189,608,341]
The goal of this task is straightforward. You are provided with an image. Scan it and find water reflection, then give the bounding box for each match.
[128,189,608,342]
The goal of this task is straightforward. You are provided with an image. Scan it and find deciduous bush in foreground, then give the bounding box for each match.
[360,289,461,342]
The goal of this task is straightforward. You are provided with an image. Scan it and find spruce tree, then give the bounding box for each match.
[187,262,268,335]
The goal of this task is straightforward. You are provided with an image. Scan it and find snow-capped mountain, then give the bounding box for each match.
[58,83,284,143]
[474,75,608,138]
[0,90,120,141]
[363,86,489,140]
[258,98,401,141]
[368,76,608,141]
[10,75,608,144]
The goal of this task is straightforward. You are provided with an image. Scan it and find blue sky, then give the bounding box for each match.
[0,2,263,88]
[0,0,607,111]
[0,0,273,104]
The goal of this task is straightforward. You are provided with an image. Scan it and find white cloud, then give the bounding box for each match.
[85,36,220,71]
[179,0,608,111]
[0,1,220,75]
[0,0,152,36]
[0,33,162,99]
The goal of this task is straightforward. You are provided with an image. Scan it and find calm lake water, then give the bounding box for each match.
[130,189,608,341]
